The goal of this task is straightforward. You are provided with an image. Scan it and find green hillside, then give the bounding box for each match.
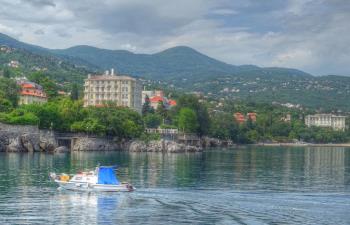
[53,45,311,81]
[1,32,350,111]
[0,46,88,83]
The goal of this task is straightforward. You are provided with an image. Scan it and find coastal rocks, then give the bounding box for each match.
[6,137,22,152]
[6,134,37,152]
[39,141,56,152]
[21,134,35,152]
[54,146,69,153]
[72,137,120,151]
[0,134,9,152]
[0,123,57,152]
[128,140,202,153]
[202,137,234,148]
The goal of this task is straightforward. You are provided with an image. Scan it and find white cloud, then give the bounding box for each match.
[0,23,22,38]
[0,0,349,75]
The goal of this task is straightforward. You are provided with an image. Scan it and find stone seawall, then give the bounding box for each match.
[0,123,226,153]
[72,137,121,151]
[0,123,57,152]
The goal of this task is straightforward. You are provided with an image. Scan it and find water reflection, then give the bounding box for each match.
[0,147,349,224]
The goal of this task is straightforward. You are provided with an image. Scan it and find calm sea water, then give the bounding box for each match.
[0,147,349,225]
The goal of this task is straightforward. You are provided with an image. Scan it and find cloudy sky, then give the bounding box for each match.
[0,0,349,75]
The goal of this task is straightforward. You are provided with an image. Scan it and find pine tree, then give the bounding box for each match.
[142,95,154,115]
[156,100,167,123]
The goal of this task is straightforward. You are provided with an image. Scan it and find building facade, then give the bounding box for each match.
[83,70,142,113]
[18,82,47,105]
[305,114,346,131]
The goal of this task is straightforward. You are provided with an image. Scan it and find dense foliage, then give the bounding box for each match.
[208,100,349,144]
[0,77,19,109]
[17,98,144,140]
[140,94,350,144]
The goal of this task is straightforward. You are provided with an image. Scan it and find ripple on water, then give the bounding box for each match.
[0,148,350,224]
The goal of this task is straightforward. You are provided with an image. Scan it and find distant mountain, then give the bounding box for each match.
[0,33,311,80]
[0,33,90,83]
[0,33,48,54]
[1,32,350,111]
[52,45,311,81]
[0,33,98,71]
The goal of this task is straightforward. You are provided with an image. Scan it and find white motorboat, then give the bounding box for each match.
[50,166,135,192]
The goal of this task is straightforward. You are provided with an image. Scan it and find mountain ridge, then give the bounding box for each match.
[0,32,311,80]
[3,32,350,111]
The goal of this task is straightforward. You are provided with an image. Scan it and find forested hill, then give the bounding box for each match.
[1,32,310,81]
[52,45,311,81]
[2,32,350,111]
[0,46,88,83]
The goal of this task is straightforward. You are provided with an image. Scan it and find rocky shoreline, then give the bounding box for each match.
[0,123,231,153]
[5,123,347,153]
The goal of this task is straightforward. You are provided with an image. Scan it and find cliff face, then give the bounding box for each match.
[0,123,57,152]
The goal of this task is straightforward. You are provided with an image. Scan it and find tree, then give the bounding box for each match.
[178,107,199,133]
[0,109,39,125]
[21,102,61,130]
[71,118,106,135]
[156,100,167,122]
[142,95,154,115]
[71,83,79,100]
[143,113,162,128]
[176,95,210,136]
[0,97,13,112]
[210,113,238,140]
[0,77,19,107]
[86,106,144,139]
[270,122,292,137]
[57,98,85,131]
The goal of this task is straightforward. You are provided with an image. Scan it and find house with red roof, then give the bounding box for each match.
[234,113,246,124]
[234,112,257,124]
[18,81,47,105]
[150,96,165,109]
[143,90,177,109]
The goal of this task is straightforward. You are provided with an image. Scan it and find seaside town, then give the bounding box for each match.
[0,59,349,154]
[16,68,349,133]
[0,1,350,224]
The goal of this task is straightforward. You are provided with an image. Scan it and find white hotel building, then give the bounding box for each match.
[305,114,346,131]
[83,69,142,113]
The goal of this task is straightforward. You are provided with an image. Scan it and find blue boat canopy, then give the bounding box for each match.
[97,167,120,185]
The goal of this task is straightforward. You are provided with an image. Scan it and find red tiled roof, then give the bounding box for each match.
[20,91,47,98]
[19,82,47,98]
[21,83,35,89]
[168,99,177,106]
[150,96,164,103]
[234,112,245,123]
